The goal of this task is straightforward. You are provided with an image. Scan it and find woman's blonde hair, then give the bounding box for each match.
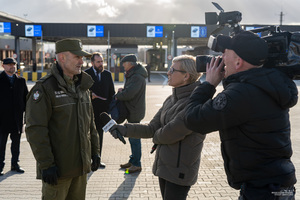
[172,55,201,83]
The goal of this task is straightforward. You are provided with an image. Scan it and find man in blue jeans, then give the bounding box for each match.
[115,54,147,173]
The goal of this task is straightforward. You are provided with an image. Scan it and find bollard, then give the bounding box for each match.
[23,72,28,81]
[112,72,115,81]
[32,72,38,81]
[119,73,124,82]
[41,72,47,78]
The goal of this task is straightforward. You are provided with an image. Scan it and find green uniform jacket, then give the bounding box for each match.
[115,64,147,122]
[25,63,99,179]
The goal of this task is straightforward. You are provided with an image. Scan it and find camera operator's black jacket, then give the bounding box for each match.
[184,67,298,189]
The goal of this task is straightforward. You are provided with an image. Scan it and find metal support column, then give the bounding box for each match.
[107,30,110,71]
[167,38,172,69]
[32,38,37,71]
[14,36,20,72]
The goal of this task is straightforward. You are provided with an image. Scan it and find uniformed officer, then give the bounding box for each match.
[26,38,100,199]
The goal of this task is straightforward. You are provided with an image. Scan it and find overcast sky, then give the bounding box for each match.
[1,0,299,25]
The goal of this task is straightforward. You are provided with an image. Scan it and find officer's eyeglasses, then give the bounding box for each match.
[168,67,186,74]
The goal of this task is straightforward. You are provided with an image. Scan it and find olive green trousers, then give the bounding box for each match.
[42,174,87,200]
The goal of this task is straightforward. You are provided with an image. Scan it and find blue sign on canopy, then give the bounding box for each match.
[87,25,104,37]
[147,26,163,38]
[0,22,11,33]
[25,25,42,37]
[191,26,207,38]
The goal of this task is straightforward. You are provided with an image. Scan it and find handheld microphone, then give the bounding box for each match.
[150,144,157,154]
[99,112,126,144]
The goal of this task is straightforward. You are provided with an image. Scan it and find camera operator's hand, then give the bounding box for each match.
[206,56,225,87]
[91,155,100,171]
[110,125,127,139]
[42,166,59,185]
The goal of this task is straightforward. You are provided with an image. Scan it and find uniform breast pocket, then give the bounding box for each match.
[53,97,76,116]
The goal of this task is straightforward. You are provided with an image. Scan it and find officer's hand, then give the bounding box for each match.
[110,125,127,139]
[91,155,100,171]
[42,166,59,185]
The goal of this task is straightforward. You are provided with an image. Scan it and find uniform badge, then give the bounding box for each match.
[212,93,227,110]
[33,90,42,101]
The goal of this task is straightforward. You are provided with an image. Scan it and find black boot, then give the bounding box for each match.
[99,159,106,168]
[11,164,25,173]
[0,164,4,176]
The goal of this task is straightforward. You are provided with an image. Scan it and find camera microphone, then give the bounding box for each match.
[99,112,126,144]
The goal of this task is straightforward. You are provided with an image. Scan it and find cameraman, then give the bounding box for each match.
[184,31,297,199]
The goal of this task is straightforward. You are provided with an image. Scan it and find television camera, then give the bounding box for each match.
[196,2,300,79]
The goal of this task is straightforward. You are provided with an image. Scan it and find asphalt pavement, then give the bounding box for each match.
[0,73,299,200]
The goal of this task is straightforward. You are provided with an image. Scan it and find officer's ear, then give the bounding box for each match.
[57,52,67,63]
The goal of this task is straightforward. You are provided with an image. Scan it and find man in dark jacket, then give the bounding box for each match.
[115,54,147,173]
[184,31,297,199]
[26,39,100,199]
[85,52,115,168]
[0,58,28,176]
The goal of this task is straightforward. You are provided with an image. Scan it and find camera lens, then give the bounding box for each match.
[196,55,212,72]
[196,55,222,72]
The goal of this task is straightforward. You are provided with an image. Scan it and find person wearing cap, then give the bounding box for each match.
[0,58,28,176]
[115,54,147,174]
[184,31,297,199]
[85,52,115,168]
[25,38,100,199]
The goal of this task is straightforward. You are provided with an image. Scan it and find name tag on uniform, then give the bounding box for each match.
[55,91,68,98]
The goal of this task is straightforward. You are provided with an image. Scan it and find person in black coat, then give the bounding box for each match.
[0,58,28,175]
[85,52,115,168]
[184,31,297,199]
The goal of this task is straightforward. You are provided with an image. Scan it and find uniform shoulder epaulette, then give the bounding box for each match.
[37,73,53,83]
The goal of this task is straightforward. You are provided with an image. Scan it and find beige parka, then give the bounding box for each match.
[125,82,206,186]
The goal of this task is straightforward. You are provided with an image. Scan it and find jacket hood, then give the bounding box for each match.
[224,67,298,109]
[126,64,148,78]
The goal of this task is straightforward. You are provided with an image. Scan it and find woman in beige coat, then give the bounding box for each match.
[111,55,205,200]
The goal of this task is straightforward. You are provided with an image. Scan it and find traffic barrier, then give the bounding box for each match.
[23,72,28,81]
[32,72,38,81]
[112,72,115,81]
[41,72,47,78]
[111,72,124,82]
[119,73,124,82]
[23,72,48,81]
[24,72,123,82]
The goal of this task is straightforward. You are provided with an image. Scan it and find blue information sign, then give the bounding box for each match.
[25,25,42,37]
[0,22,11,33]
[191,26,207,38]
[87,25,104,37]
[147,26,163,38]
